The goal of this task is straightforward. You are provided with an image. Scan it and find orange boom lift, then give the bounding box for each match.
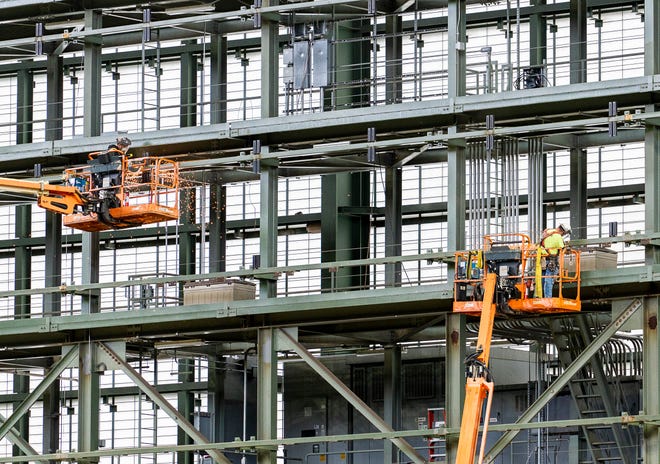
[452,233,581,464]
[0,152,179,232]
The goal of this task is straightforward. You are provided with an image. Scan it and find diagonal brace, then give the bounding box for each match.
[0,345,78,444]
[0,412,46,462]
[278,329,426,464]
[484,298,642,463]
[98,342,232,464]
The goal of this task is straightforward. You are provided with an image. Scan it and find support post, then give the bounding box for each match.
[383,345,402,464]
[180,39,198,128]
[569,148,587,239]
[529,0,547,67]
[259,156,278,298]
[209,182,227,273]
[81,233,100,314]
[569,0,587,84]
[643,297,660,463]
[385,12,402,104]
[257,328,279,464]
[445,313,466,464]
[177,358,195,464]
[385,166,402,287]
[78,343,100,459]
[261,0,279,118]
[210,25,227,124]
[83,10,102,137]
[13,205,30,459]
[448,0,467,99]
[16,68,33,145]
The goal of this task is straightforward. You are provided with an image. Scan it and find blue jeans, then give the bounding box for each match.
[543,258,558,298]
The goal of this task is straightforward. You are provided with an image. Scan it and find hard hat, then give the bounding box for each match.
[116,137,132,147]
[559,223,571,234]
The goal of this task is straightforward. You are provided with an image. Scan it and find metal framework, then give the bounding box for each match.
[0,1,657,464]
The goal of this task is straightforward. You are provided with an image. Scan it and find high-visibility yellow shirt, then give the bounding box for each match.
[542,233,565,255]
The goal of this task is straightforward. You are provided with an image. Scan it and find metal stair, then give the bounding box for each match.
[550,316,637,464]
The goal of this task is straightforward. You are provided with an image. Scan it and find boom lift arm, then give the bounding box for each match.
[452,234,581,464]
[454,273,497,464]
[0,177,86,215]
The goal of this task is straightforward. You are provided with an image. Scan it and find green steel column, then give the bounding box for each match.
[16,68,33,145]
[46,54,63,141]
[385,12,402,104]
[383,345,402,464]
[83,10,102,137]
[257,328,278,464]
[385,166,402,287]
[646,0,660,264]
[529,0,547,67]
[78,343,100,460]
[260,156,278,298]
[333,20,370,109]
[208,351,227,443]
[209,182,227,273]
[79,231,100,459]
[320,173,370,291]
[569,0,587,84]
[645,0,660,76]
[81,232,100,314]
[445,313,466,464]
[643,297,660,463]
[181,40,198,128]
[210,25,227,124]
[177,358,195,464]
[447,131,466,261]
[646,115,660,265]
[44,49,63,464]
[13,205,30,459]
[448,0,467,99]
[43,212,63,461]
[261,0,279,118]
[569,148,587,239]
[179,187,196,280]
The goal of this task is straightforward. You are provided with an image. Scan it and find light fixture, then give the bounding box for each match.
[44,19,85,30]
[165,5,215,15]
[154,339,205,349]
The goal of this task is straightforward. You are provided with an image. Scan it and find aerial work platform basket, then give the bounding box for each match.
[62,155,179,232]
[453,233,581,316]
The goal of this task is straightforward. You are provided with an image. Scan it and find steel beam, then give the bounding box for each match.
[643,297,660,462]
[97,342,233,464]
[259,155,278,298]
[78,343,100,457]
[384,166,402,287]
[445,313,465,464]
[569,148,588,239]
[81,232,100,314]
[646,107,660,265]
[278,329,426,464]
[257,328,279,464]
[16,67,32,145]
[177,358,195,464]
[383,345,402,464]
[210,25,228,125]
[45,53,63,142]
[645,0,660,76]
[12,204,30,459]
[448,0,466,98]
[83,10,102,137]
[180,40,197,128]
[569,0,587,84]
[261,0,279,118]
[484,298,643,463]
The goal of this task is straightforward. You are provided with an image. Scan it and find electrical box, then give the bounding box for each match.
[293,41,310,89]
[564,248,617,273]
[312,39,331,87]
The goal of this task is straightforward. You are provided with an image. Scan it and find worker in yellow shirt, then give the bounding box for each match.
[541,224,570,297]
